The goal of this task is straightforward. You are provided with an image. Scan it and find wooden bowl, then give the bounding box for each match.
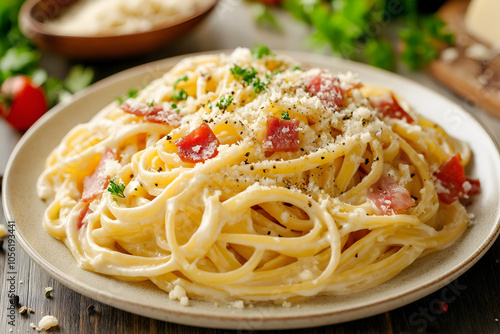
[19,0,218,60]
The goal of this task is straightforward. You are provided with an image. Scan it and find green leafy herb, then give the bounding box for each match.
[147,100,155,107]
[117,88,139,104]
[231,64,257,82]
[174,75,188,89]
[252,44,275,59]
[281,110,291,120]
[216,95,233,110]
[230,64,268,94]
[399,15,454,70]
[277,0,453,71]
[172,89,188,102]
[171,103,180,113]
[107,178,126,201]
[64,65,94,94]
[292,65,303,71]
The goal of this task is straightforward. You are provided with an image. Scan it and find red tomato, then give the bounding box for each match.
[0,75,48,131]
[306,74,344,110]
[262,115,300,152]
[175,123,220,163]
[434,154,480,204]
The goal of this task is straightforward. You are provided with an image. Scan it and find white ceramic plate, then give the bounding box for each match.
[3,51,500,330]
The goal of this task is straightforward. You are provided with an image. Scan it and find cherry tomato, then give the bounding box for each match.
[0,75,48,132]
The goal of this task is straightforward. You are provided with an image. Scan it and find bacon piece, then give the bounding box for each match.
[466,177,481,196]
[174,123,220,163]
[77,203,90,230]
[262,116,300,152]
[82,148,116,202]
[434,154,480,204]
[306,73,344,109]
[121,102,181,126]
[367,174,415,215]
[368,93,415,123]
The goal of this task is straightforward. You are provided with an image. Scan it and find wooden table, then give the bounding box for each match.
[2,1,500,332]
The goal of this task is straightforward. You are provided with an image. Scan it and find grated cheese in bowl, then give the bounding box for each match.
[44,0,205,37]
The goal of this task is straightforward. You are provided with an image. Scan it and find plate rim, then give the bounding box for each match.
[3,50,500,330]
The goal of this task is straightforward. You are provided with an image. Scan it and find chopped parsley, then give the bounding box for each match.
[116,88,138,104]
[171,103,180,113]
[281,110,290,120]
[107,178,125,201]
[174,75,188,89]
[216,95,233,110]
[252,44,275,59]
[292,65,303,71]
[172,88,188,102]
[230,64,268,94]
[147,100,155,107]
[231,64,257,82]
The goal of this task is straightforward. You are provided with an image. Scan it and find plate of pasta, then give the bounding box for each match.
[3,47,500,330]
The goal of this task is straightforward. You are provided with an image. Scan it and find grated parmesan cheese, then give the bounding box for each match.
[45,0,205,36]
[169,285,189,306]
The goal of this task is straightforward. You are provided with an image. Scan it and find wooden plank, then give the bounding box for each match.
[427,0,500,118]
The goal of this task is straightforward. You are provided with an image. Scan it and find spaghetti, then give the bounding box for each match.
[37,48,478,304]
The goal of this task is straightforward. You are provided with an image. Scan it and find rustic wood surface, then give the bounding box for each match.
[2,1,500,332]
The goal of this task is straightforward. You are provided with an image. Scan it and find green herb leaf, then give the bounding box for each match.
[216,95,233,110]
[174,75,188,89]
[252,44,275,59]
[281,110,291,120]
[64,65,94,94]
[280,0,452,71]
[107,178,126,200]
[399,26,438,70]
[0,46,39,75]
[172,88,188,102]
[364,38,395,71]
[116,88,139,104]
[230,64,268,94]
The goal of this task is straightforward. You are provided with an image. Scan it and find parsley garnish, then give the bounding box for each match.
[281,111,290,120]
[107,178,125,201]
[279,0,453,70]
[116,89,138,104]
[174,75,188,89]
[216,95,233,110]
[230,64,257,82]
[147,100,155,107]
[252,44,275,59]
[230,64,268,94]
[292,65,303,71]
[172,89,188,102]
[171,103,180,113]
